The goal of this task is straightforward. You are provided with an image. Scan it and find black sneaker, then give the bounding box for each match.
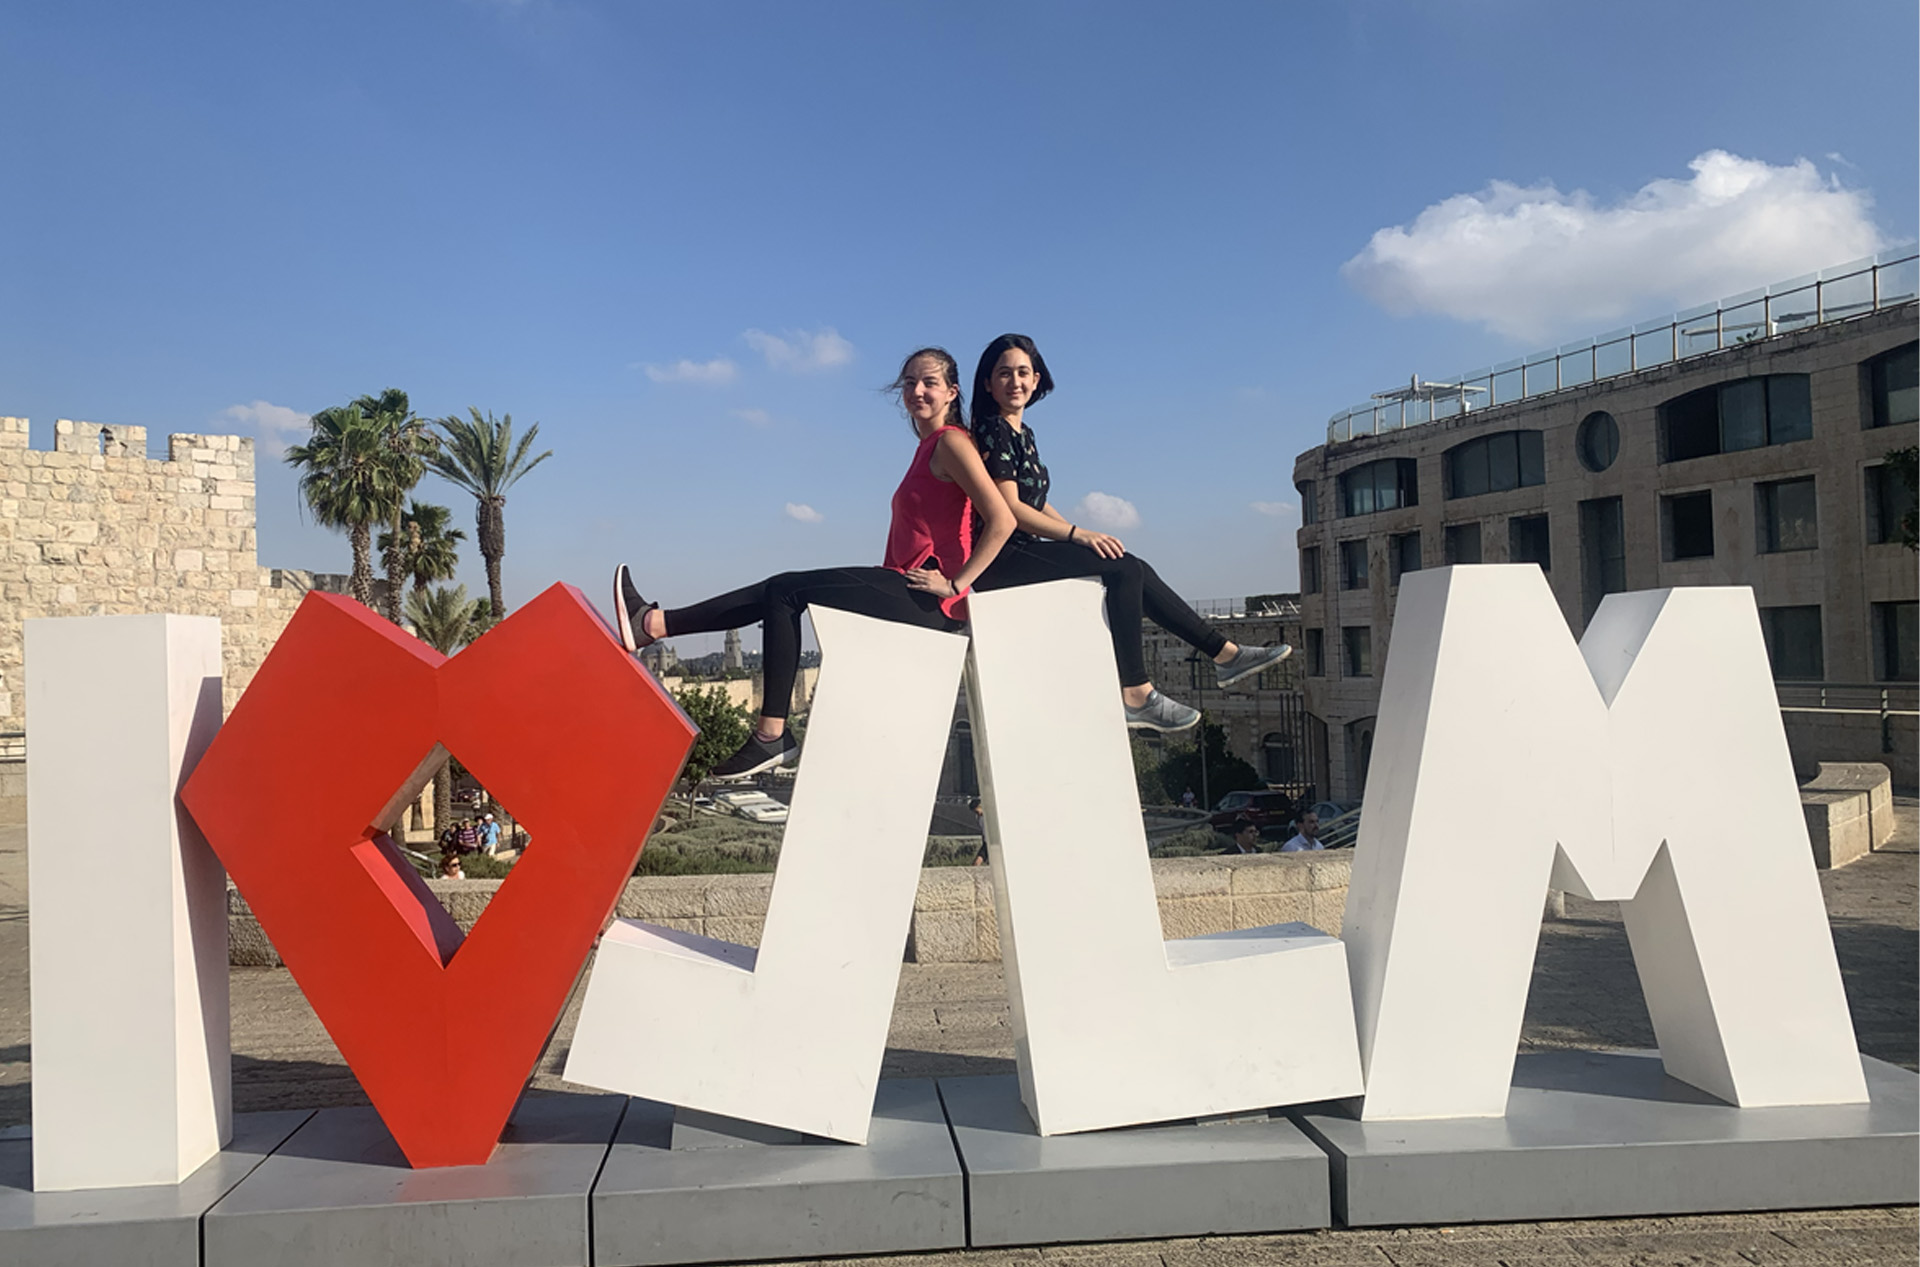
[710,731,801,780]
[613,563,657,653]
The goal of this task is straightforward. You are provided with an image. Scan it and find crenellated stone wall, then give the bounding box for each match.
[0,416,316,730]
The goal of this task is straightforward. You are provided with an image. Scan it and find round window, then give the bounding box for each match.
[1577,411,1619,472]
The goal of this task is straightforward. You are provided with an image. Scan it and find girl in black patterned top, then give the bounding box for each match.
[966,333,1292,733]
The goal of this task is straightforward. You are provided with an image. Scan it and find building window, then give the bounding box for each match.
[1444,522,1482,565]
[1866,464,1917,546]
[1305,628,1325,677]
[1339,539,1369,590]
[1577,411,1620,473]
[1300,545,1322,594]
[1663,490,1715,560]
[1760,606,1824,680]
[1343,625,1372,677]
[1443,430,1544,499]
[1867,342,1918,430]
[1873,602,1918,682]
[1337,458,1418,517]
[1508,514,1551,572]
[1756,477,1818,553]
[1389,531,1421,585]
[1661,374,1812,461]
[1296,479,1318,525]
[1579,497,1625,624]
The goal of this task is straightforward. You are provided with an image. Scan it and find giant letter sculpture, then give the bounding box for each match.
[563,607,970,1143]
[965,580,1364,1135]
[181,585,695,1166]
[26,614,231,1190]
[1344,566,1867,1120]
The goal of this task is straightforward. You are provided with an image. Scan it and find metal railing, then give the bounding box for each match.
[1328,247,1919,443]
[1189,597,1302,620]
[1775,682,1918,757]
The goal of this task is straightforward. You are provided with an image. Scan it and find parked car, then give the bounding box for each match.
[1305,800,1360,824]
[712,790,789,825]
[1207,790,1296,836]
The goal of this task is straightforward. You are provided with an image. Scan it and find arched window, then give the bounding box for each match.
[1443,431,1544,499]
[1661,374,1810,461]
[1337,459,1418,517]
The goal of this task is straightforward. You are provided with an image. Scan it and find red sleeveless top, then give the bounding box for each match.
[884,424,975,619]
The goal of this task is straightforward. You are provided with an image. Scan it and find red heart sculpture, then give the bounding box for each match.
[182,584,695,1167]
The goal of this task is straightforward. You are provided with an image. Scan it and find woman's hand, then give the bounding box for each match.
[1072,528,1125,558]
[904,565,957,599]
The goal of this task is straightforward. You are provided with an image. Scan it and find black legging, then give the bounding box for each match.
[662,567,960,719]
[973,538,1227,688]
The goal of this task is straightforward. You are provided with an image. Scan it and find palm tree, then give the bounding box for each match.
[378,501,467,601]
[356,390,436,624]
[406,583,493,824]
[285,405,409,608]
[428,408,553,620]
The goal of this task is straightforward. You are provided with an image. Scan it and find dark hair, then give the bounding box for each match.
[889,347,967,435]
[1231,816,1258,835]
[969,333,1054,429]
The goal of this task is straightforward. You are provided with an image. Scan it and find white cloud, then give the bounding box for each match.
[732,408,774,428]
[1342,151,1887,343]
[641,357,737,384]
[784,502,824,523]
[1073,492,1141,532]
[222,400,310,454]
[744,327,855,373]
[1250,501,1296,517]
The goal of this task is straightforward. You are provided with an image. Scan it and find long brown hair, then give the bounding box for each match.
[889,347,967,435]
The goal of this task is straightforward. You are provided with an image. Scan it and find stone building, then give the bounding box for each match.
[1292,251,1919,800]
[0,417,314,734]
[1140,597,1314,795]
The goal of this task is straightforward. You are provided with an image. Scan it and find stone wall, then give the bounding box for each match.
[0,417,311,729]
[226,851,1354,967]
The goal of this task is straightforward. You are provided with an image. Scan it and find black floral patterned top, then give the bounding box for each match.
[970,413,1050,542]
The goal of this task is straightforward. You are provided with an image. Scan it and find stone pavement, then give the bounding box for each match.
[0,808,1914,1264]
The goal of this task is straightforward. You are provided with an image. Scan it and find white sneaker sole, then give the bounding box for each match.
[1217,643,1293,688]
[613,565,637,652]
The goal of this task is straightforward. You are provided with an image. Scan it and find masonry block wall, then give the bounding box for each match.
[0,416,308,730]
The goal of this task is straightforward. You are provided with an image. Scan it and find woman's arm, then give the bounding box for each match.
[910,431,1016,596]
[988,485,1126,558]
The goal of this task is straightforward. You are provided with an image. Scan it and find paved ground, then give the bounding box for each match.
[0,807,1913,1264]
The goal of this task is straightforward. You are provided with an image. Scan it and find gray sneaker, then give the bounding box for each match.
[1215,643,1293,689]
[1124,689,1202,733]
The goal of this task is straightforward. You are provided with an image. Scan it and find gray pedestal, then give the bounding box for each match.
[591,1078,965,1267]
[202,1092,624,1267]
[938,1074,1331,1247]
[1297,1050,1920,1227]
[0,1110,310,1267]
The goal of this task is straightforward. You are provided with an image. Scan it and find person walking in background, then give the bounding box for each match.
[479,813,501,855]
[455,818,480,852]
[1281,811,1324,853]
[1225,817,1261,855]
[963,333,1291,733]
[612,348,1016,779]
[1181,788,1197,809]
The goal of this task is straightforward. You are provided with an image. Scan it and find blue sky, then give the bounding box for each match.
[5,1,1915,654]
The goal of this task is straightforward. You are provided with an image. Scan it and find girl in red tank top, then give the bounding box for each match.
[610,348,1015,779]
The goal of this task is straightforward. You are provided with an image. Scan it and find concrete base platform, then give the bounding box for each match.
[937,1073,1330,1247]
[0,1110,309,1267]
[202,1093,624,1267]
[1297,1050,1920,1227]
[591,1078,964,1267]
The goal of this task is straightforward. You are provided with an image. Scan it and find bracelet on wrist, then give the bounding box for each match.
[1067,526,1078,544]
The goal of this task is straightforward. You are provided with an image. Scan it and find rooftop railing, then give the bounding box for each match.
[1327,247,1919,444]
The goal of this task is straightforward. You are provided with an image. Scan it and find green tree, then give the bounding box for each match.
[1130,734,1169,806]
[674,684,754,790]
[285,404,410,608]
[1154,721,1262,812]
[406,583,492,825]
[354,389,437,624]
[1887,445,1918,551]
[378,501,467,601]
[427,408,553,620]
